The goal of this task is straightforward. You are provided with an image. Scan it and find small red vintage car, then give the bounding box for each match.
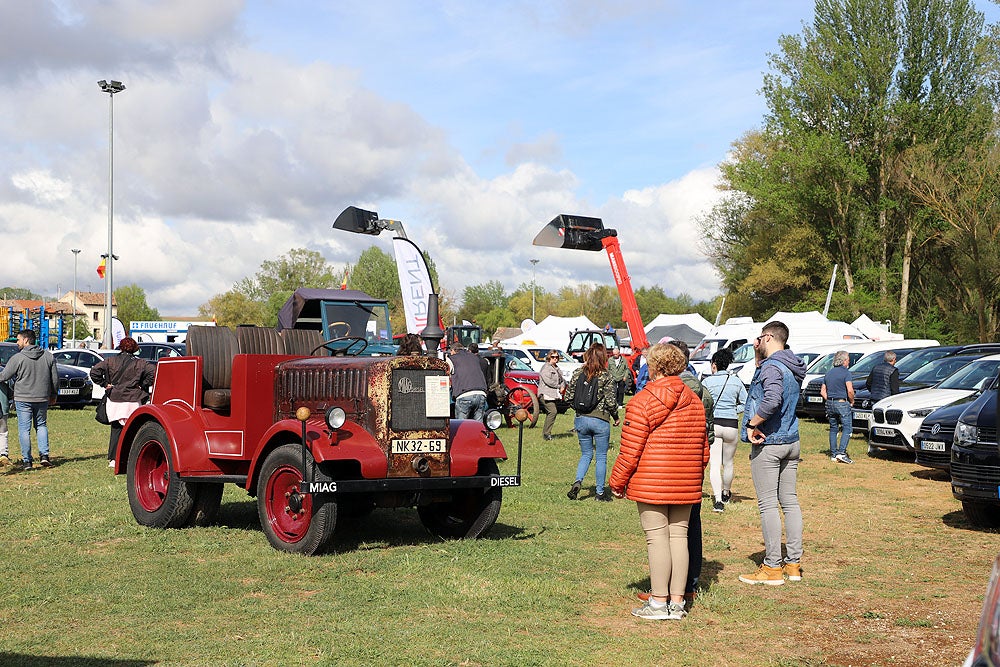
[114,321,518,555]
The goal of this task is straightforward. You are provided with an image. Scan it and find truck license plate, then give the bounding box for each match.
[391,438,446,454]
[59,388,79,395]
[807,396,823,403]
[920,440,945,452]
[873,427,895,437]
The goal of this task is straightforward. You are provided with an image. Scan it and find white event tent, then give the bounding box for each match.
[500,315,600,352]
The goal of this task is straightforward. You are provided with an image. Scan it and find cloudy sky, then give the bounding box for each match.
[2,1,998,317]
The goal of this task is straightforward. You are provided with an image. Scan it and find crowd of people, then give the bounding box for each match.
[552,322,808,620]
[4,322,809,624]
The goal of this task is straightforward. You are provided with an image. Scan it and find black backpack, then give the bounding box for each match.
[572,372,601,413]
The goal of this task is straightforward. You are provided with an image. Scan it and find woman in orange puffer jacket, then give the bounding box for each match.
[609,343,710,621]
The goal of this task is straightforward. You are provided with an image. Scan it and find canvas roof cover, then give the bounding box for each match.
[276,288,380,331]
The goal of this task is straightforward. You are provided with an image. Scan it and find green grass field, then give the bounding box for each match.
[0,407,995,666]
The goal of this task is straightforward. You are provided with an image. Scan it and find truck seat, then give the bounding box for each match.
[236,326,286,355]
[280,329,326,356]
[186,325,238,413]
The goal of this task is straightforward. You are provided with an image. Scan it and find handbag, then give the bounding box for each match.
[95,394,111,425]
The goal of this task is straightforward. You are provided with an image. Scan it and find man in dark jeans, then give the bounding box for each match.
[821,350,855,464]
[866,350,900,404]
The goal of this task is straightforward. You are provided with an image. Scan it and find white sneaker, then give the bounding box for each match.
[108,460,115,468]
[631,601,672,620]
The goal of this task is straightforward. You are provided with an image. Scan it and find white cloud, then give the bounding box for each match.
[0,1,732,318]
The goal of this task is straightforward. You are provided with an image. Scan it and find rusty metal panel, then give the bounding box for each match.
[274,355,453,479]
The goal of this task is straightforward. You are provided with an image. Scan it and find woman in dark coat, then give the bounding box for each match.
[90,337,156,467]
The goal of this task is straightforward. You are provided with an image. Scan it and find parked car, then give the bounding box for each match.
[0,342,93,408]
[951,381,1000,530]
[52,348,120,401]
[853,354,985,433]
[798,340,937,392]
[136,342,186,363]
[913,390,985,472]
[799,344,934,421]
[869,354,1000,456]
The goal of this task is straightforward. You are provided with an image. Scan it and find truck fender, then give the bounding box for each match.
[117,402,202,475]
[245,418,388,492]
[448,419,509,477]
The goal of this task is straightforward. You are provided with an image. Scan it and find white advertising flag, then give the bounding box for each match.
[391,237,434,334]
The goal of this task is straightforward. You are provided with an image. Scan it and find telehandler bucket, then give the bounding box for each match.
[532,214,612,252]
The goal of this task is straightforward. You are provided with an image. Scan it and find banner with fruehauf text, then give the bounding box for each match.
[391,237,434,334]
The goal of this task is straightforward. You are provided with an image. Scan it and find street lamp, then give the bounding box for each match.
[98,79,125,349]
[530,259,539,321]
[70,249,81,346]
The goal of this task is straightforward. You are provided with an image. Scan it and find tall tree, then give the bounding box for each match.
[198,290,268,328]
[114,284,160,332]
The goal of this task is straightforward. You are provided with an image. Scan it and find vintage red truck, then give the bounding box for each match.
[113,290,519,554]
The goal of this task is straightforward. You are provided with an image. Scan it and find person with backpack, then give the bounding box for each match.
[564,343,619,502]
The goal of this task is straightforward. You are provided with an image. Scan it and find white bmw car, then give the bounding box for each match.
[868,354,1000,455]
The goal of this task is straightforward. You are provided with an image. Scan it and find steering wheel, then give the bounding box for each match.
[311,336,369,357]
[327,321,352,338]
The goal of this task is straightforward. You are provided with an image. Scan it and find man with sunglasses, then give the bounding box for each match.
[739,321,807,586]
[538,350,566,441]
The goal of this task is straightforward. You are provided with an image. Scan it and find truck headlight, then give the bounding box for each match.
[907,407,938,418]
[954,420,978,447]
[325,406,346,430]
[484,409,503,431]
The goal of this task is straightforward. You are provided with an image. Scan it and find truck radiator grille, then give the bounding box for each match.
[278,367,368,404]
[391,369,448,432]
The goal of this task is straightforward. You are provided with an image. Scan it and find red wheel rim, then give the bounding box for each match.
[509,387,532,409]
[264,465,312,543]
[134,439,170,512]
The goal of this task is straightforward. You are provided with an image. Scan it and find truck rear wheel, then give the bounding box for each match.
[418,460,502,539]
[127,422,196,528]
[186,483,224,527]
[257,444,337,555]
[962,500,1000,530]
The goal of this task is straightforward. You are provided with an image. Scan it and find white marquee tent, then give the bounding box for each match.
[499,315,600,351]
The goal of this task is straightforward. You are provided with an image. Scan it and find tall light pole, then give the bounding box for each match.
[98,79,125,349]
[71,248,81,346]
[530,258,539,322]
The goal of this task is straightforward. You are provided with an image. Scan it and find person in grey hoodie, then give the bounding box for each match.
[738,321,807,586]
[0,329,59,469]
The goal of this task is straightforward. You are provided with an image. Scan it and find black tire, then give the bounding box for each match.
[186,483,224,527]
[867,441,880,458]
[256,443,337,555]
[127,422,196,528]
[962,500,1000,529]
[417,459,502,539]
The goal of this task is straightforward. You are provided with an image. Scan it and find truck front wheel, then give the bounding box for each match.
[257,444,337,554]
[127,422,196,528]
[418,460,502,539]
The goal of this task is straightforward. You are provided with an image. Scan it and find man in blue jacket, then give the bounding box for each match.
[739,321,806,586]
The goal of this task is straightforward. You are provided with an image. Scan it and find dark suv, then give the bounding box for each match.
[951,378,1000,529]
[0,342,93,408]
[136,342,186,363]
